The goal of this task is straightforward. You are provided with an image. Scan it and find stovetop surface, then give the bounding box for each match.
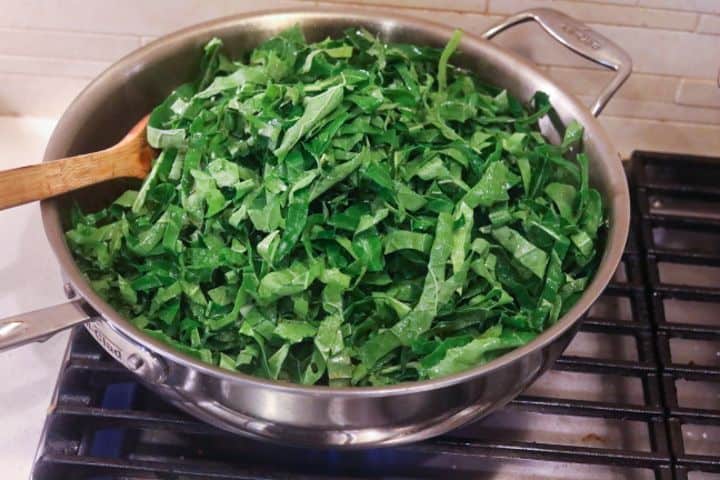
[31,152,720,479]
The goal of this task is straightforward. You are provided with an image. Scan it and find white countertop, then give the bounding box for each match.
[0,116,70,480]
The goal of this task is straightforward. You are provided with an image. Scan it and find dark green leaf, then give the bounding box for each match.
[65,27,605,387]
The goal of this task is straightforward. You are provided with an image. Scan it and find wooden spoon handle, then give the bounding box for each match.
[0,141,147,210]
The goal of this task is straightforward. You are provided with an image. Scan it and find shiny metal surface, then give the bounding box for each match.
[483,8,631,116]
[0,299,89,351]
[23,7,629,447]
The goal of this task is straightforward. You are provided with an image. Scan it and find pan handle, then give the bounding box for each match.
[0,299,91,352]
[483,8,632,116]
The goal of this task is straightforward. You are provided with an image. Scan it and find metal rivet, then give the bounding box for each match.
[127,354,144,371]
[63,283,76,299]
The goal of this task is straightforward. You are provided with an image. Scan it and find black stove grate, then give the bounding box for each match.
[633,152,720,480]
[33,152,720,480]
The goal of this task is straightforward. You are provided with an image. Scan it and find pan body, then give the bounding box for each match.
[40,9,629,447]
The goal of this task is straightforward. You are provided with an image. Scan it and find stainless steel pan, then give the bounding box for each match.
[0,8,631,447]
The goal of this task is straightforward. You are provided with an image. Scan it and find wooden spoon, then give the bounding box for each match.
[0,115,154,210]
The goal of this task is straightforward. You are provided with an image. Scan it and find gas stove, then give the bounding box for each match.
[30,152,720,479]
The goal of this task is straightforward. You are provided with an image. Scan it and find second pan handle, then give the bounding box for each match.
[483,8,632,116]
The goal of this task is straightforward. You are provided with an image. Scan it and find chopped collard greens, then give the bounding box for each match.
[66,27,605,386]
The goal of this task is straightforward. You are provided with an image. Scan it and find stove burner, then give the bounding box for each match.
[31,152,720,479]
[634,152,720,480]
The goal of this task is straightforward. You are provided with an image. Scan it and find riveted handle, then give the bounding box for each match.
[483,8,632,116]
[0,299,91,352]
[84,321,168,384]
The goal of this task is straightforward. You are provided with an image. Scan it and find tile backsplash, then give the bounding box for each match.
[1,0,719,157]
